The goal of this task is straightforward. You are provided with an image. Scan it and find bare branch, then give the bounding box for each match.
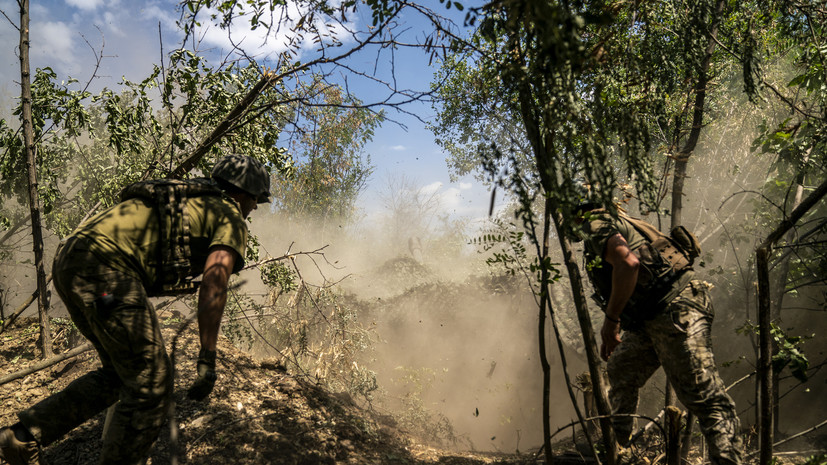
[0,342,93,387]
[0,7,19,30]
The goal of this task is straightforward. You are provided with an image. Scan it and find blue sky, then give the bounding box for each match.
[0,0,499,226]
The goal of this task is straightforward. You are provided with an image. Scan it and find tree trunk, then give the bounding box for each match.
[756,246,773,465]
[769,167,807,437]
[668,0,726,458]
[755,176,827,465]
[19,0,53,359]
[553,209,617,465]
[539,199,554,464]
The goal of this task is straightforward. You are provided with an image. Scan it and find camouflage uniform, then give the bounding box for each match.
[18,235,171,465]
[582,211,742,465]
[607,280,742,465]
[16,193,247,465]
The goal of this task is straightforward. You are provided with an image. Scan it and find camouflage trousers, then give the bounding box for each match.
[18,235,172,465]
[607,280,743,465]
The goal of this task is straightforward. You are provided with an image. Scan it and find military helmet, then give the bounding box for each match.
[211,154,271,204]
[572,178,599,212]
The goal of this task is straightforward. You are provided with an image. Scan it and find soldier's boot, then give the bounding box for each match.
[0,425,45,465]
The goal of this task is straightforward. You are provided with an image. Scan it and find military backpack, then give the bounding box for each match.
[586,211,702,316]
[119,178,226,295]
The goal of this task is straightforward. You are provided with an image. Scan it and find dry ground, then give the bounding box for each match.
[1,317,538,465]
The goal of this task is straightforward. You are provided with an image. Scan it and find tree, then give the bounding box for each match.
[17,0,53,358]
[738,3,827,461]
[272,82,382,230]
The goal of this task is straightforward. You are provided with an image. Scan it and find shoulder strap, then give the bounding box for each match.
[619,213,693,271]
[119,178,224,295]
[618,213,663,244]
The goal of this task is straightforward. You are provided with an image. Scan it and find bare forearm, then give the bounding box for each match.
[606,264,638,319]
[197,246,235,351]
[197,278,227,351]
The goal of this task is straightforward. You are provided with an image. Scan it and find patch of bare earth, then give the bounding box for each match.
[1,318,535,464]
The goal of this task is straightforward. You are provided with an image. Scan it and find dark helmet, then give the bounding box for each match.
[572,178,600,212]
[211,154,271,203]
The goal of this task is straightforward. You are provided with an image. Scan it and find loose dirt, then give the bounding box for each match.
[1,317,537,465]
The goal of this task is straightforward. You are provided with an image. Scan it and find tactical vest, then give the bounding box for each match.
[586,212,701,317]
[119,178,225,295]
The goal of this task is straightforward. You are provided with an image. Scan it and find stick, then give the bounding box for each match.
[0,274,52,334]
[746,418,827,458]
[0,342,93,386]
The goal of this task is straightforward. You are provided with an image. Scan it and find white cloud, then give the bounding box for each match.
[143,4,181,32]
[390,145,406,151]
[192,2,357,60]
[31,21,76,67]
[420,181,443,197]
[66,0,105,10]
[101,11,126,37]
[459,182,472,190]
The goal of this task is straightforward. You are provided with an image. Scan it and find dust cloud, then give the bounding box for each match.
[243,209,587,453]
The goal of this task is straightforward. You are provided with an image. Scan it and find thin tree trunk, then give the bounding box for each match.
[19,0,53,359]
[668,0,726,458]
[539,198,554,464]
[552,209,617,465]
[539,198,601,465]
[755,176,827,465]
[770,165,807,437]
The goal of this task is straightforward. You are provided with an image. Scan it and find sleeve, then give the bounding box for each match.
[584,212,621,259]
[193,196,248,273]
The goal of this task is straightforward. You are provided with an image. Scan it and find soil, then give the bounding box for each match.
[0,317,538,465]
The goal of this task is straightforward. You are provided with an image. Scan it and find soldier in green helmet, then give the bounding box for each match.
[0,154,270,465]
[573,182,743,465]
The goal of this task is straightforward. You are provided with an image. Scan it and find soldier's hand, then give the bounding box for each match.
[600,319,622,361]
[187,349,217,401]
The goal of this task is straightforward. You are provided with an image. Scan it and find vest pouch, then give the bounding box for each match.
[633,242,658,288]
[670,225,701,262]
[630,241,675,319]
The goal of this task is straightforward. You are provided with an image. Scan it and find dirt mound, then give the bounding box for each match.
[0,318,535,464]
[346,257,436,300]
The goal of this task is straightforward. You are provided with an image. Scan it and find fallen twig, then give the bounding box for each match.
[746,418,827,458]
[0,274,52,334]
[0,342,93,387]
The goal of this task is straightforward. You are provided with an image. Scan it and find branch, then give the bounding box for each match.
[0,342,93,387]
[0,274,52,335]
[760,177,827,249]
[169,7,397,180]
[746,418,827,458]
[0,7,19,30]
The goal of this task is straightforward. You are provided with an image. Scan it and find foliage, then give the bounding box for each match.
[238,273,379,404]
[272,83,381,226]
[799,454,827,465]
[260,261,299,294]
[0,68,91,232]
[769,323,811,383]
[222,287,260,351]
[0,51,293,241]
[736,321,811,382]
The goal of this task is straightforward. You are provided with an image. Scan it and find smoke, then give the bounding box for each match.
[242,203,591,453]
